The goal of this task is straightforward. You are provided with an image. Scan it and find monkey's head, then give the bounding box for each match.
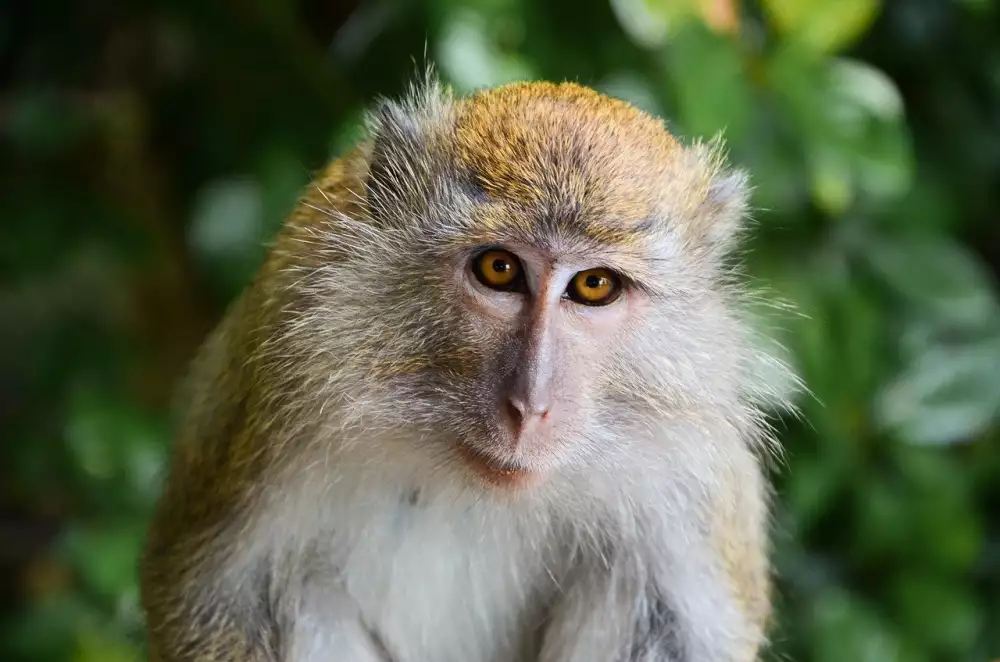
[273,78,770,490]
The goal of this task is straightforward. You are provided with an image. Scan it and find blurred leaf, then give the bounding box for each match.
[892,448,984,572]
[189,177,267,299]
[3,92,94,154]
[784,450,847,534]
[850,477,910,561]
[665,21,753,142]
[829,59,913,201]
[768,52,913,212]
[810,589,904,662]
[2,594,91,661]
[876,339,1000,446]
[74,629,141,662]
[609,0,700,48]
[189,178,265,261]
[437,9,534,93]
[809,148,854,215]
[762,0,881,54]
[597,71,665,116]
[889,575,983,655]
[59,522,145,601]
[65,388,168,508]
[865,237,1000,327]
[867,237,1000,445]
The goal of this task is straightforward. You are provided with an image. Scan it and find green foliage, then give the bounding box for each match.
[2,0,999,661]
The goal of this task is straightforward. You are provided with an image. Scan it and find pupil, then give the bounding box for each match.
[492,258,509,273]
[585,274,602,289]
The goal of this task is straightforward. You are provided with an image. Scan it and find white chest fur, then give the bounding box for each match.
[284,480,568,662]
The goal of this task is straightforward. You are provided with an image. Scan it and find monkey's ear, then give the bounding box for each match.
[683,140,752,258]
[705,167,751,250]
[365,101,424,219]
[363,76,454,226]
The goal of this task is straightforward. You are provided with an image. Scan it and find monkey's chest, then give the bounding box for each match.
[313,500,562,662]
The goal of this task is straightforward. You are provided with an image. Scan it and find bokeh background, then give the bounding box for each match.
[2,0,999,660]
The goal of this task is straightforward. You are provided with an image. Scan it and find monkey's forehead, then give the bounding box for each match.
[450,82,683,240]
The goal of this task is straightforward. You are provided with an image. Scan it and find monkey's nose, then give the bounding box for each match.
[506,396,551,432]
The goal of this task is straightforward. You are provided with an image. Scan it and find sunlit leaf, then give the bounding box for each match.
[876,339,1000,446]
[609,0,700,48]
[768,52,913,210]
[437,9,534,93]
[189,177,268,299]
[189,178,264,260]
[597,72,665,117]
[762,0,881,54]
[809,148,853,215]
[74,629,141,662]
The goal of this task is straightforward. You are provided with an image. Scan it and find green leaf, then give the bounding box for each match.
[876,338,1000,445]
[597,72,666,117]
[762,0,881,54]
[828,60,913,200]
[809,148,854,215]
[665,22,753,142]
[810,589,904,662]
[892,448,984,572]
[865,237,1000,326]
[768,53,913,211]
[189,178,265,261]
[1,595,88,660]
[188,177,267,299]
[74,629,142,662]
[609,0,700,48]
[889,575,983,654]
[850,478,910,561]
[59,523,145,601]
[436,9,534,93]
[784,451,847,534]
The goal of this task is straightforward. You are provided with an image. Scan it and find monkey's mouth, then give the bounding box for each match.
[456,446,541,488]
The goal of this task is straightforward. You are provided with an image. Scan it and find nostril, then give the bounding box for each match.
[506,398,524,427]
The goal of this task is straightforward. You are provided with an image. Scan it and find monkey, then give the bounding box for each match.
[139,74,792,662]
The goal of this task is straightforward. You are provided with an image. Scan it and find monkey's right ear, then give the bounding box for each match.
[363,77,454,227]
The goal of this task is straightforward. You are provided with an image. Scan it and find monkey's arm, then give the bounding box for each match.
[141,294,282,662]
[141,508,280,662]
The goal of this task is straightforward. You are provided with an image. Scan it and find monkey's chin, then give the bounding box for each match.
[456,446,547,490]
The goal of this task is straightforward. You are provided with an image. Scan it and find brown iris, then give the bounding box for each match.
[472,249,524,291]
[567,268,622,306]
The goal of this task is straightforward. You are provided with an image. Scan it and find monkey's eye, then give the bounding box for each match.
[566,268,622,306]
[472,249,525,292]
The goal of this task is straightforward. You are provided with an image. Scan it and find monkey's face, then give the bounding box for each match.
[285,81,754,490]
[444,238,646,487]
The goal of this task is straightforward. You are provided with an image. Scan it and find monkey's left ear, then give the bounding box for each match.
[685,141,752,258]
[705,167,751,251]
